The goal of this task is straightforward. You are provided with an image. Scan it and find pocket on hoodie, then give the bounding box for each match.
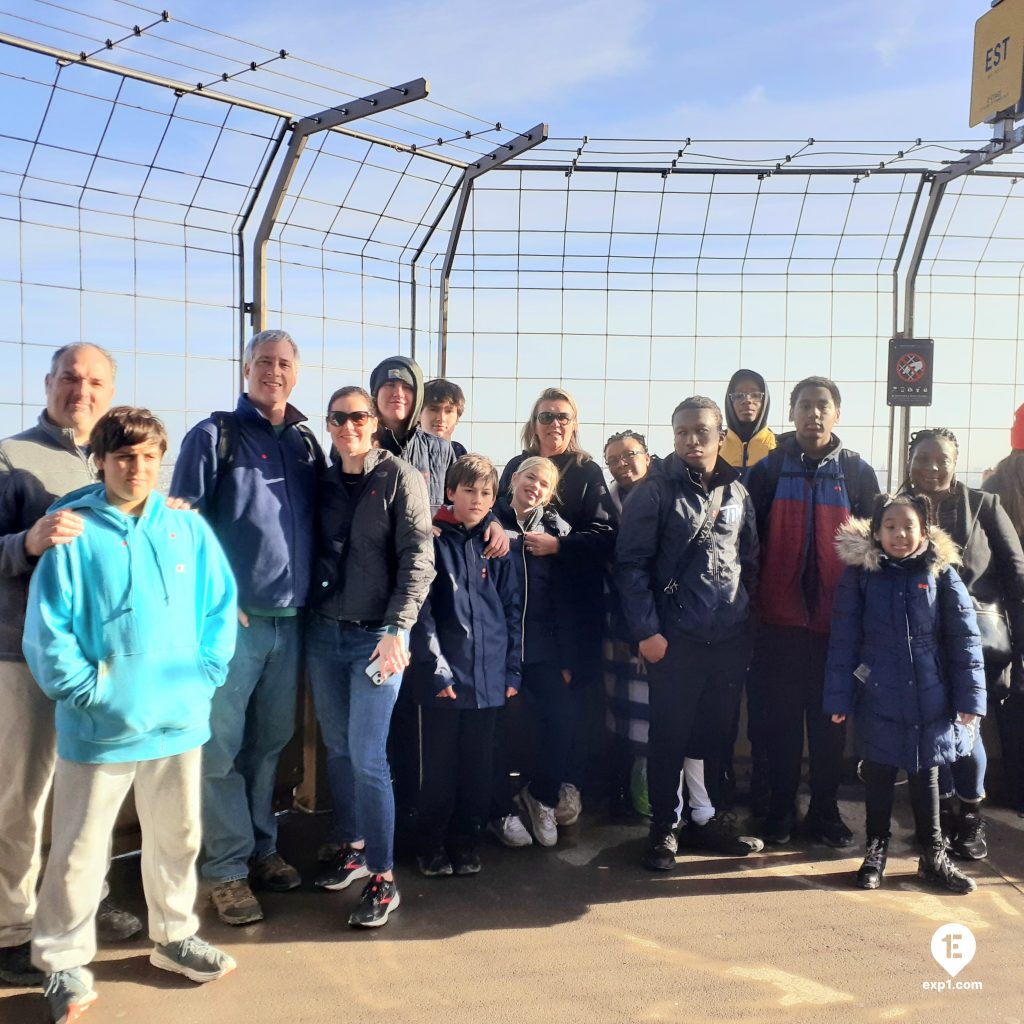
[89,648,214,744]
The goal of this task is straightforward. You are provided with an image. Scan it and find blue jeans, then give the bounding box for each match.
[306,615,403,874]
[201,614,301,883]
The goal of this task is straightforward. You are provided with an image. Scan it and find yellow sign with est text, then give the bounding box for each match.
[971,0,1024,126]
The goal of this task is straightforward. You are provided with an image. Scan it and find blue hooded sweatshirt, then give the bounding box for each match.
[23,484,238,764]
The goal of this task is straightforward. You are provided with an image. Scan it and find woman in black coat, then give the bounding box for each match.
[981,404,1024,812]
[498,387,617,824]
[905,426,1024,853]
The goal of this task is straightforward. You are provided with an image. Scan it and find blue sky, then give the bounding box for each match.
[174,0,987,142]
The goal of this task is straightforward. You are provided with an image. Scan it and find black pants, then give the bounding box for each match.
[523,661,575,808]
[760,626,846,821]
[646,631,750,828]
[491,690,534,818]
[860,759,941,846]
[996,692,1024,811]
[417,705,499,853]
[719,668,770,782]
[388,677,421,811]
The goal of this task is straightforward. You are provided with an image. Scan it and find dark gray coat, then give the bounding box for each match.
[311,448,435,631]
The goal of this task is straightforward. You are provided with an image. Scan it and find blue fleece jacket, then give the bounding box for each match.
[23,485,238,764]
[169,395,321,611]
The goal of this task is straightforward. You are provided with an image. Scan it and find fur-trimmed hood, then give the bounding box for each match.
[834,518,961,577]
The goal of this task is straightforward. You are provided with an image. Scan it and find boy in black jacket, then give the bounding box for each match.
[410,455,522,876]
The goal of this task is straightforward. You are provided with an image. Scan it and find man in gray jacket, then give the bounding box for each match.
[0,343,141,987]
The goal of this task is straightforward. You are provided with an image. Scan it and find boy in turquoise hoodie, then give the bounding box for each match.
[22,407,238,1024]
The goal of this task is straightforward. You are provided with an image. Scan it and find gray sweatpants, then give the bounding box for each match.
[32,747,202,973]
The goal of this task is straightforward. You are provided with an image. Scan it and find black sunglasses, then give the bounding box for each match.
[327,410,373,427]
[537,411,574,425]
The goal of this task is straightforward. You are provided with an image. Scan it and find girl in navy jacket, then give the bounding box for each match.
[491,456,577,849]
[824,494,986,894]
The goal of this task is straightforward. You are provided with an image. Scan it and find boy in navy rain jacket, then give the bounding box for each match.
[409,455,522,877]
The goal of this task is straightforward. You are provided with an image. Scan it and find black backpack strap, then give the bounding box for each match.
[838,448,865,514]
[295,422,322,466]
[209,411,238,505]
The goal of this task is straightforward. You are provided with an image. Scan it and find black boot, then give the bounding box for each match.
[949,799,987,860]
[917,843,977,894]
[856,836,889,890]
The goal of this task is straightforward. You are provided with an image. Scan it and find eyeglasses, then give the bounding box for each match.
[327,410,373,427]
[537,411,574,425]
[728,391,765,403]
[606,451,645,468]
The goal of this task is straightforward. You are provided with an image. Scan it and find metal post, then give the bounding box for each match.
[236,120,290,388]
[892,176,948,486]
[249,79,429,332]
[409,183,464,358]
[433,124,548,374]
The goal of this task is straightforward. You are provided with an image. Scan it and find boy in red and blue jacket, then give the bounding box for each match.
[409,454,522,878]
[746,376,879,848]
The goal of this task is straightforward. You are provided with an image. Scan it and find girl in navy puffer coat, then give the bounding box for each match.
[824,494,986,894]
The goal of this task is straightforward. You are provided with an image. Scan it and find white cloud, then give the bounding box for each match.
[235,0,654,112]
[602,77,986,143]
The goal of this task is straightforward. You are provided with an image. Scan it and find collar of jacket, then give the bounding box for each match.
[778,430,843,466]
[36,411,83,454]
[326,446,391,478]
[236,393,309,430]
[663,451,740,491]
[834,516,960,577]
[433,504,490,539]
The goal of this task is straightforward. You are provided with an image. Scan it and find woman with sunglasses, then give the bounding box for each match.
[498,388,617,836]
[306,386,435,928]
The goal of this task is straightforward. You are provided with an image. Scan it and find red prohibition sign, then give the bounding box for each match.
[896,351,926,383]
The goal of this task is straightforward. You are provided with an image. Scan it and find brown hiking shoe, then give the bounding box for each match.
[210,879,264,925]
[251,852,302,892]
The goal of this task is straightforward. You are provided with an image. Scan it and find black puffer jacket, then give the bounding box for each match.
[494,497,576,669]
[311,448,435,631]
[615,453,759,644]
[983,450,1024,542]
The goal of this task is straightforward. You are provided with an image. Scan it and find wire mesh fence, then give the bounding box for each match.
[2,2,1024,488]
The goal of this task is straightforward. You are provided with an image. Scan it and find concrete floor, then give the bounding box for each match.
[2,789,1023,1024]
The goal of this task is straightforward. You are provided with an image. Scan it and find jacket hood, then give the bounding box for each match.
[725,369,771,442]
[432,504,489,539]
[51,483,174,609]
[370,355,424,441]
[51,482,162,523]
[834,517,961,577]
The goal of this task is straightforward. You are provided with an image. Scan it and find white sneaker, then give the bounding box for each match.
[488,814,534,848]
[518,786,558,847]
[555,782,582,826]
